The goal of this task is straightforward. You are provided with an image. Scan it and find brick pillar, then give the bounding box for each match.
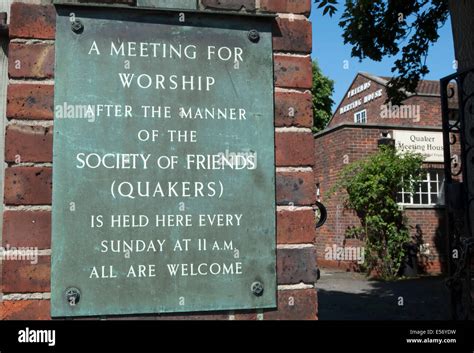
[0,1,55,320]
[1,0,317,320]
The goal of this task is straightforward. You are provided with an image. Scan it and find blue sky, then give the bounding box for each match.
[310,5,455,113]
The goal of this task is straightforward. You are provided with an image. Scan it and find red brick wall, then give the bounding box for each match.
[329,73,442,128]
[404,208,447,273]
[1,0,318,320]
[314,125,447,273]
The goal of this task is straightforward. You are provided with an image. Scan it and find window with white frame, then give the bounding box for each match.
[354,109,367,124]
[397,170,445,206]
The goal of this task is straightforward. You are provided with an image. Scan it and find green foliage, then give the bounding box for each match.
[332,146,424,279]
[314,0,450,105]
[311,61,334,133]
[315,0,338,16]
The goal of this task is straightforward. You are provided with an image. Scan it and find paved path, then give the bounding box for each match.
[316,269,451,320]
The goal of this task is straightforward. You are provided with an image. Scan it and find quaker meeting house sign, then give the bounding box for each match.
[51,5,276,317]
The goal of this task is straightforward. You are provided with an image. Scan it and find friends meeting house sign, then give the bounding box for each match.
[51,5,276,317]
[339,81,383,115]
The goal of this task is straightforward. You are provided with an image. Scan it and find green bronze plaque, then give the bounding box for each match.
[51,6,276,317]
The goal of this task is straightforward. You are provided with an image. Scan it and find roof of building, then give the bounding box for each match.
[361,72,441,96]
[326,72,446,128]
